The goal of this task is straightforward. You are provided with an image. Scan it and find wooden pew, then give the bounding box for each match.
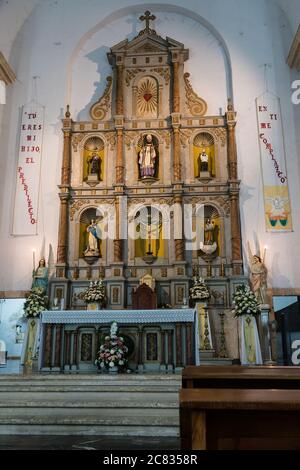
[182,365,300,389]
[180,388,300,450]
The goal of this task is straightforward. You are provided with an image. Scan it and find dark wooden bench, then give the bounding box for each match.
[180,388,300,450]
[182,365,300,389]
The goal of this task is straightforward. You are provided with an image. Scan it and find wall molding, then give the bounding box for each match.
[287,24,300,69]
[0,291,28,299]
[0,52,16,85]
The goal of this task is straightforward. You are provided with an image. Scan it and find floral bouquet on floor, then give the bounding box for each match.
[23,287,48,318]
[95,321,128,371]
[232,284,261,317]
[83,279,106,305]
[189,276,210,302]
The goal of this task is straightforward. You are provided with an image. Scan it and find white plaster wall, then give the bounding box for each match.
[0,0,299,291]
[0,299,24,357]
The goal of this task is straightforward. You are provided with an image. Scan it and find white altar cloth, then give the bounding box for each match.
[41,309,200,365]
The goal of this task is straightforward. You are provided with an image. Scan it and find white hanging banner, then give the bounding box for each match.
[256,91,292,232]
[12,103,44,235]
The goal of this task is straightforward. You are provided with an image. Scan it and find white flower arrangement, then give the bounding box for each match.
[189,276,210,301]
[83,279,106,304]
[232,284,261,317]
[95,321,128,370]
[23,287,48,318]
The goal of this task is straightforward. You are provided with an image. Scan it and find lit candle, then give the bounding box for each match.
[263,245,267,262]
[32,249,36,271]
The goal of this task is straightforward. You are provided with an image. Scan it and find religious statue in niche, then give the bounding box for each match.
[87,152,101,182]
[247,242,268,304]
[32,258,48,291]
[198,148,210,177]
[200,218,218,257]
[84,219,101,258]
[138,134,157,180]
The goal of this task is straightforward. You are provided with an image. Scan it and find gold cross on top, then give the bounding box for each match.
[139,10,156,32]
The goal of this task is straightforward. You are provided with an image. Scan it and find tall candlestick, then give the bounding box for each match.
[32,249,36,271]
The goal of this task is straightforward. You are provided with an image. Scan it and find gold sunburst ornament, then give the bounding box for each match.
[137,77,158,117]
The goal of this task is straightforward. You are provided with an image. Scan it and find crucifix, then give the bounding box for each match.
[139,10,156,32]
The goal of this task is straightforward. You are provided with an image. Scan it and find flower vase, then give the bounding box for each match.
[109,365,118,375]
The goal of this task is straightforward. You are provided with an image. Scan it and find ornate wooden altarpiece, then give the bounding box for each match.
[50,11,247,342]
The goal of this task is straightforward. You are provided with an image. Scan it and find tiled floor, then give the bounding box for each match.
[0,435,180,450]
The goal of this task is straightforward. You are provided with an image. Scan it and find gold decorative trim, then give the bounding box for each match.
[179,128,193,148]
[150,67,170,85]
[0,52,16,85]
[157,130,171,148]
[125,131,139,149]
[0,291,29,298]
[184,195,230,216]
[70,199,91,220]
[90,76,112,121]
[72,133,85,152]
[209,127,226,147]
[125,68,146,86]
[105,131,116,150]
[184,72,207,116]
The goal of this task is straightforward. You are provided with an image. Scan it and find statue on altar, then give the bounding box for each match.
[247,242,268,304]
[200,218,218,256]
[32,258,48,292]
[138,134,156,178]
[87,152,101,180]
[84,219,101,256]
[198,148,209,176]
[204,219,215,244]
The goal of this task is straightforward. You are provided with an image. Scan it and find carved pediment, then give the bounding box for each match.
[133,42,164,53]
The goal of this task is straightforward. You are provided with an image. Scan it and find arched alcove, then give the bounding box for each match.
[134,205,164,261]
[195,204,221,258]
[193,132,215,178]
[136,76,159,118]
[83,136,104,183]
[136,133,159,180]
[79,207,104,259]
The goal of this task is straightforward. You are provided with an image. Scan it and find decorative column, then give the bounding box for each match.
[116,63,124,115]
[173,61,180,113]
[56,106,72,275]
[114,196,122,262]
[173,127,181,181]
[172,56,181,181]
[137,326,144,373]
[174,194,184,261]
[171,54,185,263]
[226,99,242,275]
[259,304,276,364]
[113,60,124,263]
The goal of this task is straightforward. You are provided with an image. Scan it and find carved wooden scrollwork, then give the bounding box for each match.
[72,133,85,152]
[70,199,91,221]
[125,68,146,86]
[184,72,207,116]
[150,67,170,85]
[90,76,112,121]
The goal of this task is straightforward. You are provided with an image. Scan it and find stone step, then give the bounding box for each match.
[0,374,181,381]
[0,424,179,436]
[0,400,179,408]
[0,386,179,393]
[0,407,178,420]
[0,374,180,436]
